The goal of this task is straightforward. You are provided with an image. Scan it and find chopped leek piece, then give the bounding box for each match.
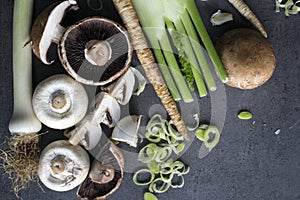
[133,169,155,186]
[144,192,158,200]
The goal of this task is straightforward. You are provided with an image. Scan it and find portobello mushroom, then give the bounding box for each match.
[58,17,132,86]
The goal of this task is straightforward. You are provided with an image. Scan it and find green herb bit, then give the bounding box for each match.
[238,111,253,120]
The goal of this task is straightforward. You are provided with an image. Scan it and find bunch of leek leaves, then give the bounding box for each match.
[132,0,228,102]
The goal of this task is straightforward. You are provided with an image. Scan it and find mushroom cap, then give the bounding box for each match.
[38,140,90,192]
[77,142,124,200]
[215,28,276,89]
[58,17,133,86]
[32,74,88,129]
[30,0,78,64]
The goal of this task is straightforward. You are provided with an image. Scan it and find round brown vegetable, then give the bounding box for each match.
[215,28,276,89]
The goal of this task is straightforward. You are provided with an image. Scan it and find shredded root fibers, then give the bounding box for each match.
[0,133,40,198]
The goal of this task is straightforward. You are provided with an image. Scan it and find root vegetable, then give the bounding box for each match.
[215,28,276,89]
[228,0,267,38]
[112,0,189,141]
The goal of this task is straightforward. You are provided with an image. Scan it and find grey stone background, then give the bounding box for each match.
[0,0,299,199]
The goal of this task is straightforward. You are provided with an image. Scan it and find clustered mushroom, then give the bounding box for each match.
[30,1,145,199]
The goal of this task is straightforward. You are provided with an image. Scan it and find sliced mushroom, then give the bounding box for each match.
[31,0,78,64]
[111,115,142,147]
[38,140,90,192]
[58,17,132,86]
[66,115,103,150]
[65,92,120,149]
[32,74,88,129]
[93,92,121,128]
[130,67,147,96]
[102,68,135,105]
[77,142,124,200]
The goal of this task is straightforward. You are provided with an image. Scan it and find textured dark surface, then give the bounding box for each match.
[1,0,299,200]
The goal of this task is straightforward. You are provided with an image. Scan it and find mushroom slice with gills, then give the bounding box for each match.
[32,74,88,129]
[65,115,103,150]
[58,17,133,86]
[77,142,124,200]
[38,140,90,192]
[30,0,78,64]
[93,92,121,128]
[102,68,135,105]
[111,115,142,147]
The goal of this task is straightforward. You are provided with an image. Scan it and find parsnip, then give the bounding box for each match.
[228,0,267,38]
[112,0,189,141]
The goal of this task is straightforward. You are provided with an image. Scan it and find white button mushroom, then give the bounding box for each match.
[32,74,89,129]
[38,140,90,192]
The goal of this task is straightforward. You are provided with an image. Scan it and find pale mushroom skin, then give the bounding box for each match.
[30,0,78,64]
[38,140,90,192]
[215,28,276,89]
[32,74,88,129]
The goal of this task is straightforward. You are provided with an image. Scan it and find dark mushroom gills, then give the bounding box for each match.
[59,17,132,86]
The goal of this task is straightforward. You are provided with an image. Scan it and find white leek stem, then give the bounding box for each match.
[9,0,42,135]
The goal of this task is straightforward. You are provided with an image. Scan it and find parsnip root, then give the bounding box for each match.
[228,0,267,38]
[112,0,190,141]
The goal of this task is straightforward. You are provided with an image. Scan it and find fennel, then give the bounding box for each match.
[131,0,228,98]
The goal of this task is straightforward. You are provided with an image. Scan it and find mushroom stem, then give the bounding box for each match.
[84,40,112,66]
[51,159,66,174]
[50,90,71,113]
